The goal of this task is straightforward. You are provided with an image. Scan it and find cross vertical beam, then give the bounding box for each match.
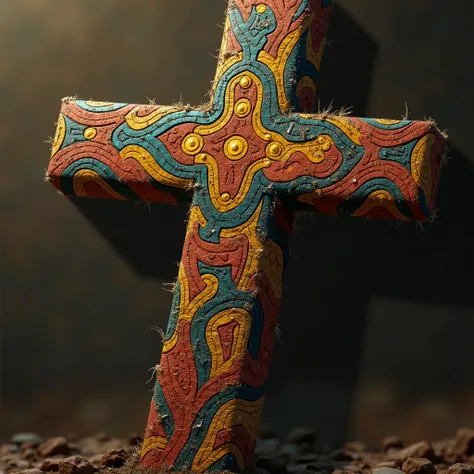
[46,0,446,471]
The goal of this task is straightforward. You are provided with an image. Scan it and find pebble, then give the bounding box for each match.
[17,469,43,474]
[11,434,43,446]
[453,429,474,457]
[40,457,62,472]
[376,462,400,469]
[446,464,474,474]
[21,447,38,461]
[58,456,94,474]
[371,467,405,474]
[388,441,436,463]
[101,449,128,467]
[38,437,70,457]
[0,444,18,455]
[402,457,437,474]
[7,458,31,469]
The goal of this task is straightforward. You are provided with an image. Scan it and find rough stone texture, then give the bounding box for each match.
[58,456,94,474]
[402,457,437,474]
[453,430,474,457]
[1,431,474,474]
[17,469,43,474]
[388,442,437,464]
[446,464,474,474]
[40,457,62,472]
[371,468,405,474]
[38,438,70,458]
[101,449,128,468]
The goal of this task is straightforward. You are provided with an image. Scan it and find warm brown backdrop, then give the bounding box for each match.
[1,0,473,445]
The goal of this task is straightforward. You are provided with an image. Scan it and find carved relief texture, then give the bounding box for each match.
[46,0,446,471]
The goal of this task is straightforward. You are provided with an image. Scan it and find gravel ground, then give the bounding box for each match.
[1,428,473,474]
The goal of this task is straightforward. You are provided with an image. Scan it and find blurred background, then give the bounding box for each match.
[1,0,473,446]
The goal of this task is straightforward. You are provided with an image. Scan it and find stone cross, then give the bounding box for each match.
[46,0,446,472]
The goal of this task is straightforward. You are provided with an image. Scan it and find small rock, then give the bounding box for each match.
[376,462,400,469]
[389,441,436,463]
[101,449,128,467]
[7,458,31,470]
[21,448,38,461]
[371,468,405,474]
[333,470,358,474]
[38,437,70,457]
[446,464,474,474]
[383,437,404,452]
[11,434,43,447]
[256,457,288,474]
[17,469,43,474]
[401,457,437,474]
[453,429,474,456]
[20,442,38,453]
[286,428,317,446]
[40,458,62,471]
[0,444,18,455]
[58,456,94,474]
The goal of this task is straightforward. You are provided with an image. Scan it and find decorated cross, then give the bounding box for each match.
[46,0,446,472]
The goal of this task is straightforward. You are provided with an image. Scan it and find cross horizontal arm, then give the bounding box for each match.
[48,86,445,222]
[47,100,199,204]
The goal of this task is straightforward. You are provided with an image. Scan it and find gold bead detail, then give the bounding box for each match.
[313,150,325,163]
[317,134,332,152]
[263,133,272,141]
[221,192,231,202]
[83,127,97,140]
[267,141,283,158]
[239,76,252,89]
[182,133,203,156]
[256,4,267,13]
[234,98,252,118]
[224,136,248,160]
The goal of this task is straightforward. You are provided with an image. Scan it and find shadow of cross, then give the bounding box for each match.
[46,0,447,471]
